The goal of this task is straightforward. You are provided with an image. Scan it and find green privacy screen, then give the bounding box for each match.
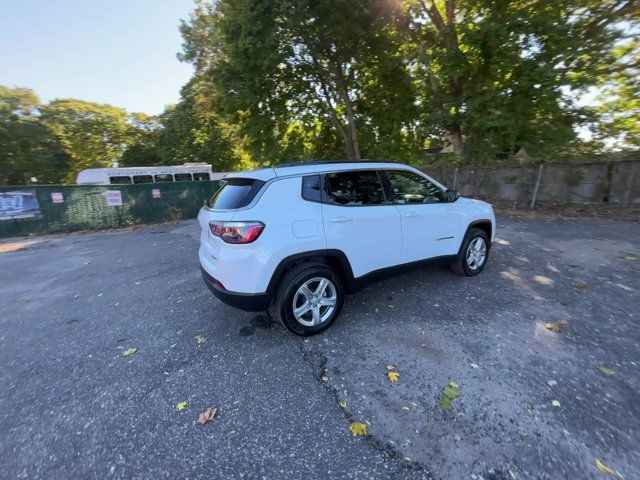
[0,181,220,238]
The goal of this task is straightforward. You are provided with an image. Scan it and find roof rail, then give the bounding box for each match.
[274,160,402,168]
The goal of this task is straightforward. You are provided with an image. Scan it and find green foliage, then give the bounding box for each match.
[2,0,638,184]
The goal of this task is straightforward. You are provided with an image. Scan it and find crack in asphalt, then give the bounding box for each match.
[297,339,432,478]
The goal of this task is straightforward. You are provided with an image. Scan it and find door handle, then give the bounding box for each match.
[330,216,354,223]
[403,212,420,217]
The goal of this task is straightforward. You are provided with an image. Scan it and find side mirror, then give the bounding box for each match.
[444,189,460,202]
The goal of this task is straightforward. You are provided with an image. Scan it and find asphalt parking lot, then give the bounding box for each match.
[1,214,639,479]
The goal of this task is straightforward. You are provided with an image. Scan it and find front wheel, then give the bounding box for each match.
[268,263,344,336]
[451,228,490,276]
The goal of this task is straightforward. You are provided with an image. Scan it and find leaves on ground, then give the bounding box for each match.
[388,371,400,383]
[122,347,138,357]
[545,322,561,333]
[551,399,561,408]
[349,421,367,437]
[339,401,347,409]
[438,381,460,410]
[595,459,624,479]
[197,407,218,425]
[195,335,207,344]
[176,402,187,411]
[598,365,616,376]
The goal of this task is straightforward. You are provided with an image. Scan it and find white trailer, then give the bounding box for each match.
[76,163,227,185]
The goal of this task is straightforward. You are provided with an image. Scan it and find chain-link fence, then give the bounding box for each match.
[425,157,640,208]
[0,181,220,238]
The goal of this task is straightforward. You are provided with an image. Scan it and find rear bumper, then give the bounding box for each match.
[201,267,271,312]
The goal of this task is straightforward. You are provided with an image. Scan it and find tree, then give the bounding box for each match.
[179,0,417,162]
[156,80,238,171]
[0,86,68,185]
[594,36,640,149]
[40,99,140,182]
[405,0,636,159]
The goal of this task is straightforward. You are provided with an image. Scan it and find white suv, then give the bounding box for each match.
[198,161,495,335]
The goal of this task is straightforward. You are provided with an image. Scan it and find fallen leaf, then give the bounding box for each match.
[388,371,400,383]
[197,407,218,425]
[551,399,561,408]
[97,293,103,297]
[438,382,460,410]
[595,459,624,479]
[545,322,561,333]
[349,421,367,437]
[339,401,347,409]
[122,348,138,357]
[386,364,396,371]
[321,375,329,383]
[195,335,207,344]
[622,255,636,261]
[470,363,479,369]
[176,402,187,411]
[548,380,558,387]
[401,406,411,412]
[598,365,616,376]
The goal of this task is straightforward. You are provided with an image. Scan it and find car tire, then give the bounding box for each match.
[451,228,490,276]
[268,263,344,336]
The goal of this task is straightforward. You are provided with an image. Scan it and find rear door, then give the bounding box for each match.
[322,170,402,278]
[198,177,265,270]
[382,169,460,262]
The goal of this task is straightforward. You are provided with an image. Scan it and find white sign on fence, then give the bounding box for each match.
[151,188,161,199]
[51,192,64,204]
[105,190,122,206]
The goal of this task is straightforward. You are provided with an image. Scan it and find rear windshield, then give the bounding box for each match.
[208,178,265,209]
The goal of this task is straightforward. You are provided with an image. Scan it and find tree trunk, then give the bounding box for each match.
[448,125,464,157]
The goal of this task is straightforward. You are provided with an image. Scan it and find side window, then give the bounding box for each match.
[301,175,322,202]
[109,176,132,184]
[385,170,442,204]
[193,172,210,181]
[174,173,193,182]
[154,174,174,183]
[133,175,153,184]
[325,170,386,206]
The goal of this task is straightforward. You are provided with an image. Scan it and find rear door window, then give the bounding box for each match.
[209,178,265,209]
[325,170,386,206]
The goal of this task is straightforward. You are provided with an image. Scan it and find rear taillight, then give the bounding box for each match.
[209,221,265,244]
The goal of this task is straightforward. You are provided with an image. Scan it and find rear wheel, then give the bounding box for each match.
[268,263,344,336]
[451,228,490,276]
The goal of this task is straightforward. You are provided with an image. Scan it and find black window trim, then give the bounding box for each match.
[321,169,391,207]
[379,169,446,205]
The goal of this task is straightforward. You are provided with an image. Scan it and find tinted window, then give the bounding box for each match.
[174,173,193,182]
[385,170,442,204]
[193,172,210,181]
[154,174,174,183]
[133,175,153,184]
[302,175,322,202]
[109,176,131,184]
[209,178,265,209]
[325,171,386,206]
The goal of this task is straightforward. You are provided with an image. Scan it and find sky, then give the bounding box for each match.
[0,0,195,115]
